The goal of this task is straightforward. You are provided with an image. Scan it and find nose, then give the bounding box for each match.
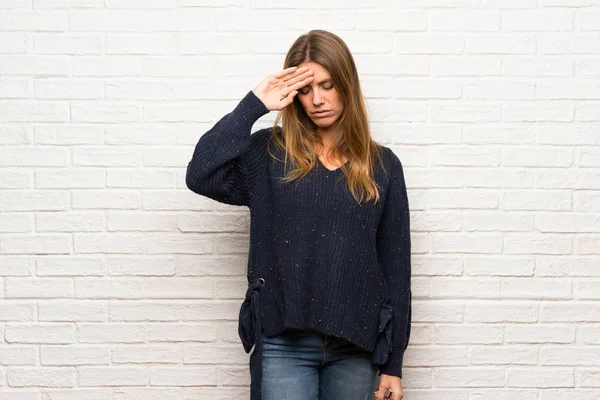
[312,88,324,106]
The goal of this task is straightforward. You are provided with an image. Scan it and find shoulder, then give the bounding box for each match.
[251,126,285,154]
[374,144,404,180]
[250,126,271,143]
[244,126,281,164]
[249,126,278,147]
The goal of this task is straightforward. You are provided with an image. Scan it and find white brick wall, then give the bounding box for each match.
[1,0,599,398]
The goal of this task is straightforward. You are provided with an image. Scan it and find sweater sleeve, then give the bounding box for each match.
[376,150,412,379]
[185,90,270,206]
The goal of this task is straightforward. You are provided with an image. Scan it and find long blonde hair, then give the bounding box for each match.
[266,29,387,204]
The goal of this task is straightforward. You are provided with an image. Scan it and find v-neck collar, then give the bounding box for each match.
[316,157,349,173]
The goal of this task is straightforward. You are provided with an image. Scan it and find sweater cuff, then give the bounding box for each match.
[378,346,405,379]
[233,90,270,124]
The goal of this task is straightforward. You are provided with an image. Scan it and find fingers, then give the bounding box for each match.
[283,67,313,87]
[270,66,315,98]
[374,388,398,400]
[274,65,306,80]
[278,65,313,82]
[273,66,298,79]
[280,70,313,98]
[279,89,298,109]
[377,375,403,400]
[282,72,313,97]
[374,388,389,399]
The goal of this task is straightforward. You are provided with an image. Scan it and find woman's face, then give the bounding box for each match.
[295,61,344,133]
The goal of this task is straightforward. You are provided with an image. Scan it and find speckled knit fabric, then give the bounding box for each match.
[186,90,412,399]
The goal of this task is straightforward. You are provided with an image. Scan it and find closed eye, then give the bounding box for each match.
[299,83,334,95]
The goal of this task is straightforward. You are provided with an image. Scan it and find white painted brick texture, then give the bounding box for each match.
[1,1,599,399]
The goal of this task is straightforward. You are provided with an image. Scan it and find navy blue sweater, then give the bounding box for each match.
[186,90,412,398]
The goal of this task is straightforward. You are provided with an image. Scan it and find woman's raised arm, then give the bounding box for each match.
[185,66,314,206]
[185,90,270,206]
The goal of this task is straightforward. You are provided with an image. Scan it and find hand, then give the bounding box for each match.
[374,374,404,400]
[252,66,314,111]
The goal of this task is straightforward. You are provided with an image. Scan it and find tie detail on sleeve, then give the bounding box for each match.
[370,298,394,366]
[238,277,266,400]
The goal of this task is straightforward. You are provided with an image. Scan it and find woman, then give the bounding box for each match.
[186,30,411,400]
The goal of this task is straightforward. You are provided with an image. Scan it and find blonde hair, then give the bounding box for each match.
[266,29,387,204]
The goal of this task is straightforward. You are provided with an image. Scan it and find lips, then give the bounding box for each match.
[313,110,332,117]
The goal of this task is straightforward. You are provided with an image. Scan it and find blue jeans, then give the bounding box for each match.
[260,327,380,400]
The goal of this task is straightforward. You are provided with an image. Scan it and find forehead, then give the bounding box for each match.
[297,61,330,77]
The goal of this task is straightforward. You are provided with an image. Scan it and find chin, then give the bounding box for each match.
[314,122,335,130]
[312,117,338,127]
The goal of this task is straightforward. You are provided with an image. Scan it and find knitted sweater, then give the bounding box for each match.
[185,90,412,398]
